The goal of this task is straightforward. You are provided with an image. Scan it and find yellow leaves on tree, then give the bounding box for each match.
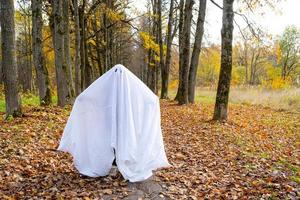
[139,31,166,64]
[87,39,96,46]
[198,45,221,85]
[106,8,125,22]
[139,32,159,52]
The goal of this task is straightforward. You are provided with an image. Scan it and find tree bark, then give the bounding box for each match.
[103,10,108,72]
[243,41,249,84]
[147,0,157,93]
[213,0,234,120]
[154,0,161,95]
[174,0,185,101]
[63,0,75,99]
[188,0,207,103]
[161,0,174,99]
[0,0,22,117]
[53,0,70,106]
[79,4,86,90]
[0,59,2,84]
[177,0,194,105]
[72,0,82,96]
[92,13,103,76]
[84,39,93,86]
[32,0,51,105]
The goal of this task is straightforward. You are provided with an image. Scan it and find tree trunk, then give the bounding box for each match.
[174,0,185,101]
[188,0,207,103]
[103,11,108,72]
[0,32,2,84]
[105,0,114,70]
[244,41,248,84]
[92,14,103,76]
[161,0,174,99]
[148,51,156,92]
[73,0,82,96]
[213,0,234,120]
[249,51,255,85]
[0,59,2,84]
[147,0,157,93]
[79,5,86,90]
[53,0,70,106]
[177,0,194,105]
[63,0,75,99]
[84,39,93,86]
[0,0,22,117]
[28,17,33,91]
[154,0,160,95]
[32,0,51,105]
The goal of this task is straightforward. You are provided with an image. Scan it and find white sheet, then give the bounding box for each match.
[58,64,169,182]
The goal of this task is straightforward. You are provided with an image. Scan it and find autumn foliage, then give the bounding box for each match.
[0,101,299,199]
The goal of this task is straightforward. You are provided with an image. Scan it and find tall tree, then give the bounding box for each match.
[0,0,22,117]
[157,0,164,96]
[32,0,51,105]
[177,0,194,105]
[78,2,86,89]
[0,57,2,84]
[188,0,207,103]
[63,0,75,98]
[148,0,158,93]
[53,0,70,106]
[72,0,82,96]
[0,33,2,84]
[161,0,174,99]
[174,0,185,101]
[213,0,234,120]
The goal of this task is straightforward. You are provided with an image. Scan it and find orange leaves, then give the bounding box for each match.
[0,101,299,198]
[159,101,300,199]
[102,189,113,195]
[173,152,186,160]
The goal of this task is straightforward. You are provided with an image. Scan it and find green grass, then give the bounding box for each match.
[0,93,40,113]
[0,99,5,113]
[21,93,41,107]
[0,93,58,113]
[168,88,216,104]
[259,152,270,159]
[291,176,300,184]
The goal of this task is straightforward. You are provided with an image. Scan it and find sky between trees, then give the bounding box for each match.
[132,0,300,43]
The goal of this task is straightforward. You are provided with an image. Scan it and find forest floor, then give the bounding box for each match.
[0,100,299,199]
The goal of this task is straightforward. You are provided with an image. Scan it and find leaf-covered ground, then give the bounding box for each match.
[0,101,299,199]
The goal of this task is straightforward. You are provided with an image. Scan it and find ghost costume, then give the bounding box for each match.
[57,64,169,182]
